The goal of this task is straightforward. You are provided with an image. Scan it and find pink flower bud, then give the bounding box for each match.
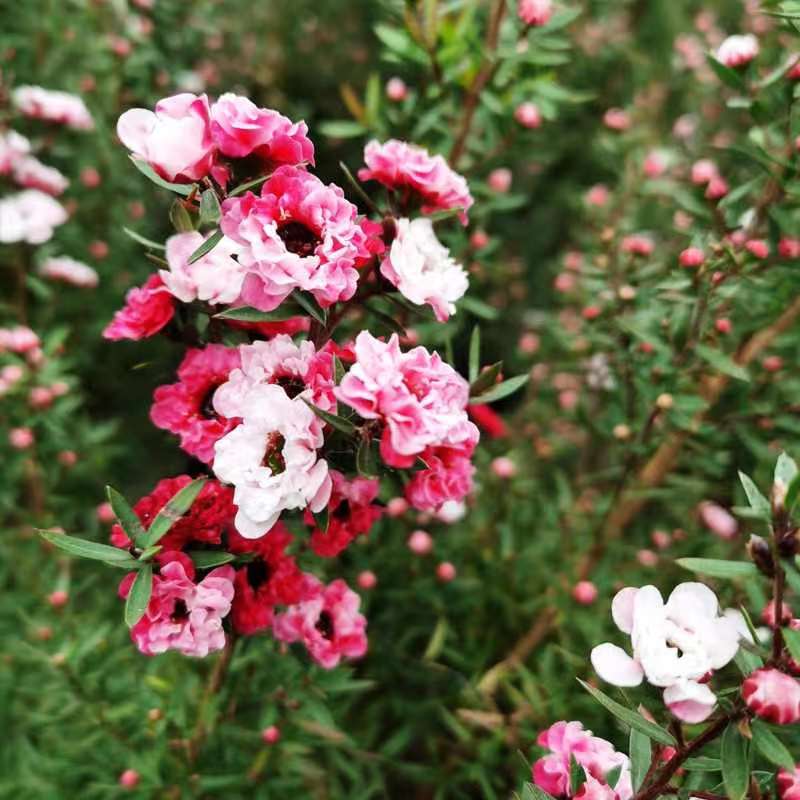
[357,570,377,590]
[679,247,705,268]
[436,561,457,582]
[572,580,598,605]
[715,317,732,334]
[517,0,553,26]
[621,234,654,256]
[643,151,666,178]
[129,201,146,220]
[1,365,24,383]
[261,725,281,744]
[80,167,101,188]
[603,108,630,131]
[779,237,800,259]
[29,386,53,409]
[745,239,769,259]
[585,184,609,207]
[716,34,759,69]
[408,530,433,555]
[487,168,512,193]
[742,668,800,724]
[48,590,69,608]
[698,501,738,539]
[705,176,729,200]
[96,501,115,523]
[636,549,658,567]
[386,497,409,518]
[385,77,408,102]
[50,381,69,397]
[651,530,672,550]
[777,766,800,800]
[89,240,109,260]
[491,456,516,478]
[559,389,579,411]
[761,600,793,628]
[553,272,576,292]
[470,230,489,249]
[515,102,542,129]
[639,341,655,354]
[9,427,34,449]
[582,305,601,320]
[119,769,140,789]
[58,450,78,467]
[518,332,540,354]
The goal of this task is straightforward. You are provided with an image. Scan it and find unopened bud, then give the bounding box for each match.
[747,534,775,577]
[656,393,673,410]
[613,424,631,440]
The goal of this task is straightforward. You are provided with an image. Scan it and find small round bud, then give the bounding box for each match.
[612,424,631,440]
[48,590,69,608]
[9,427,34,449]
[487,168,512,193]
[572,581,598,605]
[679,247,705,268]
[763,355,783,372]
[58,450,78,467]
[147,707,163,722]
[637,549,658,567]
[407,530,433,555]
[470,230,489,250]
[119,769,140,789]
[655,393,673,410]
[261,725,281,744]
[96,501,115,523]
[715,317,732,334]
[514,102,542,129]
[386,497,408,518]
[385,77,408,102]
[490,456,516,478]
[618,285,636,301]
[357,570,377,590]
[581,305,601,320]
[436,562,457,582]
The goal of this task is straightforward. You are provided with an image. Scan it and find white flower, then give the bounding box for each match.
[212,384,331,538]
[590,583,743,722]
[0,130,31,174]
[0,190,68,244]
[716,35,759,68]
[39,256,99,288]
[159,232,245,306]
[381,217,468,321]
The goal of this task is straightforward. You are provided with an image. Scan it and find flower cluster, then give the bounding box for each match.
[90,90,490,666]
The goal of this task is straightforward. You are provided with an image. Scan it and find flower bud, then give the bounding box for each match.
[698,501,737,540]
[261,725,281,744]
[357,570,377,590]
[385,77,408,102]
[386,497,408,518]
[408,530,433,555]
[491,456,516,478]
[777,765,800,800]
[742,668,800,724]
[119,769,140,789]
[514,102,542,129]
[747,534,775,577]
[679,247,705,268]
[487,168,512,193]
[572,581,598,605]
[9,427,34,449]
[436,562,457,582]
[48,590,69,608]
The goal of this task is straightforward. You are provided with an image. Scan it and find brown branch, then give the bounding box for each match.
[449,0,507,169]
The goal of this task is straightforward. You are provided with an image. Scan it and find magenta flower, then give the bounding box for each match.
[103,274,175,341]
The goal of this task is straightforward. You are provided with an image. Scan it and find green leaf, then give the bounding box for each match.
[124,563,153,628]
[696,344,750,382]
[291,291,326,325]
[675,558,758,580]
[738,471,771,519]
[188,229,224,264]
[469,374,529,405]
[522,785,557,800]
[339,161,376,210]
[783,626,800,664]
[122,227,166,251]
[302,399,357,435]
[605,765,623,791]
[569,755,585,795]
[720,723,749,800]
[356,438,378,478]
[144,478,207,548]
[313,507,330,535]
[213,306,300,322]
[629,729,652,792]
[38,529,137,564]
[199,189,221,225]
[187,551,236,569]
[684,757,721,772]
[319,120,368,138]
[706,54,747,92]
[459,295,499,320]
[106,486,147,546]
[577,680,675,746]
[786,472,800,512]
[169,199,194,233]
[130,157,194,196]
[750,719,795,771]
[774,452,798,490]
[469,361,503,397]
[469,326,481,383]
[228,174,271,197]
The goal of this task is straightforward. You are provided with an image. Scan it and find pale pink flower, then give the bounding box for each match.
[119,770,140,789]
[12,86,93,130]
[603,108,630,131]
[691,159,718,185]
[591,583,743,722]
[159,232,245,305]
[586,184,609,207]
[220,165,372,310]
[0,130,31,174]
[261,725,281,744]
[39,256,99,288]
[742,668,800,725]
[0,190,68,244]
[515,102,543,129]
[745,239,769,259]
[357,570,377,590]
[385,77,408,102]
[213,334,335,423]
[212,383,331,538]
[0,326,40,353]
[491,456,516,478]
[11,156,69,195]
[405,443,476,510]
[716,34,759,68]
[698,501,738,539]
[518,0,554,27]
[408,529,434,554]
[437,562,457,582]
[210,93,313,166]
[273,576,367,669]
[359,139,473,224]
[120,560,235,657]
[9,427,34,449]
[117,93,214,182]
[643,151,667,179]
[381,217,468,321]
[532,721,632,800]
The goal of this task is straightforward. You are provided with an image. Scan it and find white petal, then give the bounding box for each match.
[666,582,719,622]
[611,587,639,634]
[591,643,644,687]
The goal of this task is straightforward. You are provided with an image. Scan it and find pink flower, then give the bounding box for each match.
[518,0,554,27]
[159,232,245,305]
[491,456,516,478]
[778,766,800,800]
[103,274,175,341]
[716,34,759,68]
[621,234,654,256]
[213,383,331,538]
[381,217,468,321]
[586,185,609,207]
[273,576,368,669]
[532,721,632,800]
[0,326,40,353]
[405,442,476,510]
[742,668,800,724]
[515,102,543,129]
[9,427,34,449]
[698,501,738,539]
[487,167,512,193]
[220,165,372,310]
[117,93,214,183]
[385,77,408,102]
[119,769,140,789]
[120,560,235,657]
[12,86,93,130]
[358,139,473,224]
[705,176,729,200]
[150,345,241,463]
[39,256,99,288]
[745,239,769,259]
[603,108,630,131]
[779,237,800,259]
[691,160,718,185]
[573,581,598,605]
[408,529,434,554]
[643,151,667,179]
[336,331,478,468]
[437,561,457,582]
[12,156,69,195]
[213,334,336,424]
[0,190,67,244]
[0,130,31,174]
[210,93,313,166]
[591,583,743,722]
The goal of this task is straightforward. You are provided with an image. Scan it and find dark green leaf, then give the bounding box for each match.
[469,326,481,383]
[188,229,224,264]
[721,723,749,800]
[144,478,207,548]
[706,54,747,92]
[605,765,622,791]
[213,306,301,322]
[38,529,137,564]
[302,399,357,435]
[124,563,152,628]
[738,471,771,519]
[459,295,500,320]
[187,551,236,569]
[696,344,750,382]
[291,290,326,324]
[169,199,194,232]
[356,438,378,478]
[106,486,147,546]
[199,189,221,225]
[577,680,675,746]
[676,558,759,580]
[751,719,795,771]
[469,362,503,397]
[783,626,800,664]
[684,757,721,772]
[469,374,529,405]
[629,729,652,791]
[228,174,271,197]
[522,784,557,800]
[569,755,585,795]
[313,507,330,535]
[130,157,194,196]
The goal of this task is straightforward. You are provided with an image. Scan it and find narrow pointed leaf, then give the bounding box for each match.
[629,729,652,791]
[144,478,207,548]
[188,229,224,264]
[106,486,147,546]
[169,199,194,232]
[124,563,153,628]
[213,306,301,322]
[751,719,795,771]
[469,374,529,405]
[469,326,481,383]
[720,723,749,800]
[291,290,326,324]
[187,551,236,569]
[738,471,771,519]
[130,157,194,196]
[783,626,800,664]
[199,188,221,225]
[469,361,503,396]
[122,227,166,251]
[302,399,357,435]
[676,558,758,580]
[774,452,798,488]
[38,529,137,563]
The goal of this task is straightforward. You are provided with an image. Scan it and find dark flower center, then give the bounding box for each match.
[332,500,351,521]
[246,559,271,590]
[171,599,189,621]
[275,374,306,399]
[199,383,223,419]
[277,221,320,257]
[315,610,334,640]
[261,432,286,474]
